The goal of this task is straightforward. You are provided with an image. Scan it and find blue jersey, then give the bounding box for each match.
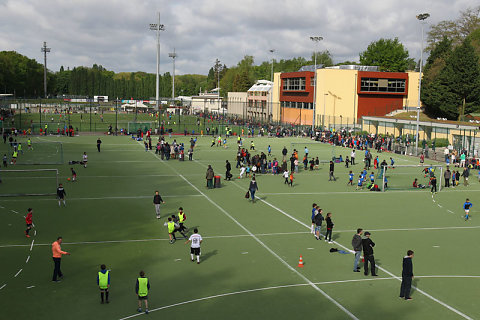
[363,170,367,176]
[268,146,271,153]
[369,174,375,182]
[464,202,473,210]
[349,173,354,181]
[358,178,364,186]
[391,159,395,165]
[311,208,317,221]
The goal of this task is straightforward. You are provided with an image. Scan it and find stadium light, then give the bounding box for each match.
[269,49,275,123]
[310,36,323,131]
[149,13,165,116]
[415,13,429,156]
[41,42,51,98]
[169,49,177,101]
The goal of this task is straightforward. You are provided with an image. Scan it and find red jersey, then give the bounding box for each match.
[25,212,33,224]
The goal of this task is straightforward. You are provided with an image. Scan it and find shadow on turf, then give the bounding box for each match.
[201,249,218,262]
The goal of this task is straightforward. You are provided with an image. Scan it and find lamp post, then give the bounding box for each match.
[310,36,323,132]
[323,93,328,129]
[149,13,165,122]
[41,42,51,98]
[269,49,275,124]
[415,13,430,156]
[168,48,177,102]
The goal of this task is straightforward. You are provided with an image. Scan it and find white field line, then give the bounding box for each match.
[141,141,359,320]
[2,225,480,249]
[118,275,480,320]
[0,284,5,290]
[26,255,30,263]
[0,194,202,202]
[26,285,35,289]
[10,210,18,213]
[14,269,22,278]
[29,240,34,251]
[232,181,473,320]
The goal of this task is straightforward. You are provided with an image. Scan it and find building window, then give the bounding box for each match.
[282,77,306,91]
[360,78,406,93]
[311,77,315,86]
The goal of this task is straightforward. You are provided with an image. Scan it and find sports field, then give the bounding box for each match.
[0,134,479,320]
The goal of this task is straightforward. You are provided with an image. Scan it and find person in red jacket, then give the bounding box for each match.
[25,208,33,238]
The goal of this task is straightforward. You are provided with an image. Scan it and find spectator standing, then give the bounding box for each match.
[461,167,469,186]
[51,236,70,282]
[97,138,102,152]
[153,191,165,219]
[400,250,414,300]
[351,229,363,272]
[225,160,232,181]
[325,212,334,243]
[206,165,214,189]
[313,209,324,240]
[362,232,377,276]
[350,150,356,165]
[249,176,258,202]
[444,167,451,188]
[97,264,110,304]
[329,161,336,181]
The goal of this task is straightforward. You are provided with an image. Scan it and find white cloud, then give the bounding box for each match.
[0,0,478,75]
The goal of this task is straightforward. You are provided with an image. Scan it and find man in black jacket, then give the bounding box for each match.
[313,209,324,240]
[362,232,377,276]
[225,160,232,181]
[400,250,414,300]
[329,161,336,181]
[153,191,165,219]
[351,228,363,272]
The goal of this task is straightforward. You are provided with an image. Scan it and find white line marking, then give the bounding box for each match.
[26,255,30,263]
[118,275,480,320]
[34,230,37,236]
[448,210,454,214]
[433,246,440,248]
[11,210,18,213]
[438,204,443,208]
[241,252,248,254]
[29,240,34,251]
[0,205,4,208]
[307,248,315,250]
[0,194,202,202]
[227,179,474,320]
[14,269,22,277]
[174,259,181,262]
[144,142,359,320]
[26,285,35,289]
[0,284,5,290]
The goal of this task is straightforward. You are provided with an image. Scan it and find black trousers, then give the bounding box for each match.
[364,254,376,275]
[351,157,355,165]
[400,276,412,299]
[431,183,437,193]
[445,178,450,187]
[97,144,101,152]
[325,228,332,241]
[52,257,63,281]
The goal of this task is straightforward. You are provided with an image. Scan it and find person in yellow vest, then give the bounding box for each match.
[164,217,177,243]
[250,141,255,150]
[12,150,18,165]
[136,270,150,314]
[211,138,215,147]
[97,264,110,304]
[178,207,187,233]
[27,138,32,150]
[18,143,23,154]
[44,124,48,135]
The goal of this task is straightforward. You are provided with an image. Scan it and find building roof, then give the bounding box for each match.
[248,80,273,93]
[326,65,379,71]
[298,65,324,72]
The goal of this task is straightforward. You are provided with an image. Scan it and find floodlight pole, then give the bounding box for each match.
[150,13,165,124]
[415,13,429,156]
[310,36,323,132]
[269,49,275,124]
[41,42,51,98]
[169,48,177,101]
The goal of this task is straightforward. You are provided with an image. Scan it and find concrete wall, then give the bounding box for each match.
[227,92,247,116]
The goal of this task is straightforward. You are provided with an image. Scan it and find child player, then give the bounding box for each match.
[185,228,203,264]
[348,171,354,185]
[71,168,77,182]
[464,198,473,221]
[82,152,88,168]
[97,264,110,304]
[57,183,66,207]
[369,172,375,184]
[25,208,33,238]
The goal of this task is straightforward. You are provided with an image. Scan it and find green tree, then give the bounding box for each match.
[311,50,333,67]
[359,38,414,72]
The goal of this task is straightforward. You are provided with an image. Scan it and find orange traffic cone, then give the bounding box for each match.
[297,255,304,268]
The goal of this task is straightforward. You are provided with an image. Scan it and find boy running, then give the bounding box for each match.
[177,207,188,233]
[25,208,33,238]
[464,198,473,221]
[57,183,66,207]
[82,152,88,168]
[369,172,375,184]
[97,264,110,304]
[348,171,354,185]
[289,172,294,187]
[185,228,203,264]
[165,217,177,243]
[283,170,289,185]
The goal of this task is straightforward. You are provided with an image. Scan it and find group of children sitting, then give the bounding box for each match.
[348,167,383,191]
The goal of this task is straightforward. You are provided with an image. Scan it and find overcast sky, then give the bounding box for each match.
[0,0,478,75]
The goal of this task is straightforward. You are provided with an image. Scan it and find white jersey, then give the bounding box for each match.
[189,234,202,248]
[83,154,88,162]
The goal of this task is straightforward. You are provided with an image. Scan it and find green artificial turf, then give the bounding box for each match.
[0,134,479,320]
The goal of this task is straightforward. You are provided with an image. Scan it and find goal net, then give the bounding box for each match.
[128,122,154,134]
[0,169,59,196]
[10,141,64,165]
[381,164,443,192]
[290,142,336,165]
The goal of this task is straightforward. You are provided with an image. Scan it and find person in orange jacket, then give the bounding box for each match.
[52,236,71,282]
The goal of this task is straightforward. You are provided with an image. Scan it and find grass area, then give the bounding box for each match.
[9,113,240,134]
[0,135,479,319]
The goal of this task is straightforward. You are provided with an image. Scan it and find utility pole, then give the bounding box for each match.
[150,13,165,119]
[41,42,51,98]
[269,49,275,124]
[310,36,323,131]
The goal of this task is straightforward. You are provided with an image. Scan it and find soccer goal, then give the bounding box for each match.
[127,122,154,134]
[0,169,59,196]
[12,141,64,165]
[381,164,443,192]
[290,141,335,164]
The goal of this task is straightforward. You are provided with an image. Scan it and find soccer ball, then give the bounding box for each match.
[67,178,71,181]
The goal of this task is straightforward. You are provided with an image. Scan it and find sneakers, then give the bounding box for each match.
[197,262,200,264]
[328,241,333,244]
[137,308,142,313]
[405,297,413,301]
[26,234,30,238]
[145,309,149,314]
